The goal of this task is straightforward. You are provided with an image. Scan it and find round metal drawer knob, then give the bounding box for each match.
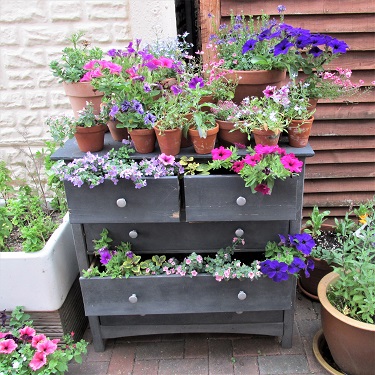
[238,291,247,300]
[235,228,244,237]
[129,230,138,239]
[129,294,138,303]
[116,198,127,208]
[236,196,246,206]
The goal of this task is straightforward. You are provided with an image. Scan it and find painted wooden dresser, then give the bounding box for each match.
[52,134,314,352]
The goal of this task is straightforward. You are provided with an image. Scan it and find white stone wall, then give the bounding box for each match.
[0,0,176,183]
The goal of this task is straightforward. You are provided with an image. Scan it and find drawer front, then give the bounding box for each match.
[184,175,299,221]
[83,221,289,253]
[80,275,295,316]
[64,177,180,223]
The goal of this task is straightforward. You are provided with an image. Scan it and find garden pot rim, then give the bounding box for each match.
[318,271,375,331]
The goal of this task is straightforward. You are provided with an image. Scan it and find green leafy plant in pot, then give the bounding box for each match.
[317,198,375,375]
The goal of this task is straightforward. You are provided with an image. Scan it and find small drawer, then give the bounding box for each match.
[184,175,299,222]
[64,177,180,224]
[80,274,295,316]
[83,221,289,253]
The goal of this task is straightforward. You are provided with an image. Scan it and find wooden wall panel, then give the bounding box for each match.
[199,0,375,220]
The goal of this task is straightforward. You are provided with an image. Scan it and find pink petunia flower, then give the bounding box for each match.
[280,154,303,173]
[36,339,58,355]
[254,184,271,195]
[32,334,47,348]
[29,352,47,371]
[244,153,261,166]
[0,331,11,339]
[232,160,245,173]
[191,270,198,277]
[20,326,36,338]
[211,146,232,160]
[0,339,17,354]
[158,153,175,165]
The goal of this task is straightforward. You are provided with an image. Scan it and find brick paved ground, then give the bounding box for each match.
[67,290,330,375]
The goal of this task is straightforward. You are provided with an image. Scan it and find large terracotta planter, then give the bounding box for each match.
[154,126,182,156]
[216,119,249,148]
[318,272,375,375]
[128,128,156,154]
[221,69,287,104]
[74,124,106,152]
[62,82,103,118]
[287,117,314,148]
[107,120,130,142]
[252,128,280,146]
[189,124,219,154]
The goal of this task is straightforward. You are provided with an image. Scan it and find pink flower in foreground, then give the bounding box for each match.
[232,160,245,173]
[211,146,232,160]
[158,153,175,165]
[32,334,47,348]
[20,326,36,338]
[254,184,271,195]
[0,339,17,354]
[191,270,198,276]
[36,339,58,355]
[29,352,47,371]
[244,153,261,166]
[0,332,11,339]
[281,154,303,173]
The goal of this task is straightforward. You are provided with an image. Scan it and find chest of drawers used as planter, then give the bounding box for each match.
[52,134,314,352]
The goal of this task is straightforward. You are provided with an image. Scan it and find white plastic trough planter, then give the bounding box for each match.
[0,213,78,311]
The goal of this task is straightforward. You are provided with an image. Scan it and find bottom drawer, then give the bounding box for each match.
[80,274,295,316]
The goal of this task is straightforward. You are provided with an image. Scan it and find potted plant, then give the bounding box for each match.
[0,307,88,374]
[317,199,375,375]
[49,31,104,117]
[210,100,250,147]
[234,86,291,145]
[184,144,303,196]
[48,102,107,153]
[209,6,349,102]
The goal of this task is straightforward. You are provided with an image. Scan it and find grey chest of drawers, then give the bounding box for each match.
[52,134,314,352]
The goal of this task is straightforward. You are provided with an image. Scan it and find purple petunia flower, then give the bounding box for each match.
[291,233,316,255]
[242,39,258,54]
[170,85,183,95]
[309,46,323,57]
[304,258,315,277]
[132,100,144,115]
[328,39,349,54]
[126,251,134,259]
[188,76,204,89]
[260,260,289,282]
[288,257,306,274]
[109,105,119,118]
[144,112,156,125]
[99,248,112,265]
[121,100,131,112]
[273,38,294,56]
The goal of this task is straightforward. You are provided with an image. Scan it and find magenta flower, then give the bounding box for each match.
[244,153,261,166]
[188,76,204,89]
[29,352,47,371]
[211,146,232,160]
[0,339,17,354]
[20,326,36,338]
[254,184,271,195]
[232,160,245,173]
[158,153,175,165]
[281,154,303,173]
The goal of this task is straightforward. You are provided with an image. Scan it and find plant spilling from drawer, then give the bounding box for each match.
[0,306,88,374]
[183,144,303,195]
[53,144,184,189]
[82,229,316,283]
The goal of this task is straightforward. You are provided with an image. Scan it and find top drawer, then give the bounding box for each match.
[184,175,299,222]
[64,177,180,224]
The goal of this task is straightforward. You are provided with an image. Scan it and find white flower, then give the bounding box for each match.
[12,362,20,369]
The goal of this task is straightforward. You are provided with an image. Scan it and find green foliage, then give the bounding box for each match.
[327,208,375,324]
[0,161,14,202]
[49,31,104,83]
[0,206,12,251]
[304,206,331,237]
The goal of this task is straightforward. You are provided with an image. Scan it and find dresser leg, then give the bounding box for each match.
[89,316,106,352]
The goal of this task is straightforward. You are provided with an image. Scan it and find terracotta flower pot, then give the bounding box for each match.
[188,124,219,154]
[287,117,314,148]
[62,82,103,118]
[128,128,156,154]
[107,120,130,142]
[74,124,106,152]
[216,119,249,148]
[318,272,375,375]
[154,125,182,156]
[221,69,287,104]
[252,128,280,146]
